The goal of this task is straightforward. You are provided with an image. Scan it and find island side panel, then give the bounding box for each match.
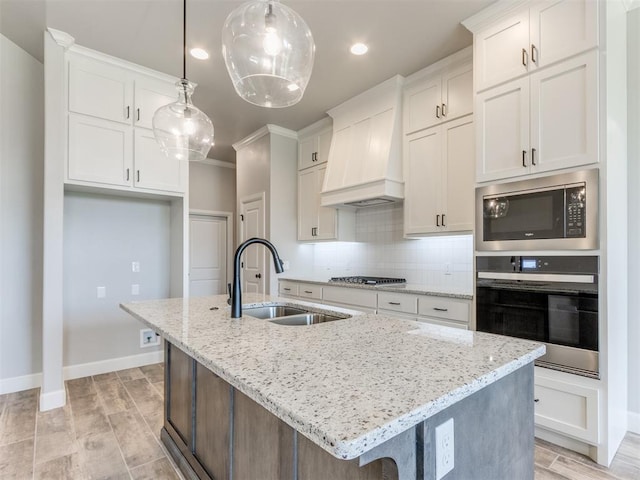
[422,363,535,480]
[233,390,295,479]
[166,342,193,447]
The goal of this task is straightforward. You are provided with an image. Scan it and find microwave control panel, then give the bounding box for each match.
[565,186,586,237]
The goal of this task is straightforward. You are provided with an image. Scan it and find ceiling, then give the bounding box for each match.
[0,0,494,163]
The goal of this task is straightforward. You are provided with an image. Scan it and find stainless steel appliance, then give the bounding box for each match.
[476,169,598,251]
[329,276,406,285]
[476,255,599,377]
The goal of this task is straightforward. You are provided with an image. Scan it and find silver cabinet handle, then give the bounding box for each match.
[522,150,527,167]
[304,290,313,294]
[136,108,140,122]
[126,106,130,119]
[436,105,440,119]
[531,44,538,64]
[388,302,401,306]
[442,213,446,227]
[433,307,448,312]
[531,148,537,166]
[283,288,291,291]
[436,214,440,227]
[441,103,446,116]
[136,170,140,182]
[126,168,130,181]
[522,48,528,67]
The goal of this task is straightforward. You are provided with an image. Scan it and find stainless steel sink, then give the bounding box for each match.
[243,305,309,319]
[242,304,349,325]
[270,313,345,326]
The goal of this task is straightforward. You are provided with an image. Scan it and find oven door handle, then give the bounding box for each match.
[477,272,595,284]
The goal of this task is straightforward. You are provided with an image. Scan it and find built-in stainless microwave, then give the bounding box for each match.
[476,169,598,251]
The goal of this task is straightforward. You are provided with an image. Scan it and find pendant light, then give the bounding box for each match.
[152,0,214,162]
[222,0,315,108]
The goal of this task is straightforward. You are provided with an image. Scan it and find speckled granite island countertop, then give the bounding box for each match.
[121,293,544,461]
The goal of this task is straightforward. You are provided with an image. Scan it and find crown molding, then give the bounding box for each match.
[232,124,297,151]
[47,28,75,48]
[405,45,472,86]
[297,116,332,138]
[624,0,640,11]
[461,0,530,33]
[193,158,236,169]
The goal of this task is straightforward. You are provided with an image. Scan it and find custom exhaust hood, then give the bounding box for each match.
[321,75,405,208]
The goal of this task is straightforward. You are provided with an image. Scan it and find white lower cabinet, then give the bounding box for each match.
[322,286,378,312]
[534,368,600,444]
[279,281,299,298]
[298,284,323,301]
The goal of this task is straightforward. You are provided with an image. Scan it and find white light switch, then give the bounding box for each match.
[131,261,140,273]
[97,286,106,298]
[131,284,140,295]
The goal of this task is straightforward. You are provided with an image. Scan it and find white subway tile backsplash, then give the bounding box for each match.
[311,203,473,291]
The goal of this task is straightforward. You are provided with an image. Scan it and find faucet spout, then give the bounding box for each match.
[231,237,284,318]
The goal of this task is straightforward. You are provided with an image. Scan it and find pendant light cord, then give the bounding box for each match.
[182,0,187,80]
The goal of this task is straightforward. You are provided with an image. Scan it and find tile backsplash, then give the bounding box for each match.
[312,203,473,292]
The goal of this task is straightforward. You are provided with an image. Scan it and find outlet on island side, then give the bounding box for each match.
[139,328,160,348]
[435,418,454,480]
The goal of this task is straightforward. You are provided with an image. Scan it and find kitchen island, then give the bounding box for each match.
[121,293,545,480]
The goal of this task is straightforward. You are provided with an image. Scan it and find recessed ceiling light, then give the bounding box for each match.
[190,48,209,60]
[350,43,369,55]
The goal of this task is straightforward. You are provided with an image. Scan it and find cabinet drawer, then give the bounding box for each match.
[279,281,299,297]
[298,285,322,300]
[418,296,469,323]
[322,286,377,309]
[417,316,468,330]
[534,375,599,444]
[377,292,418,314]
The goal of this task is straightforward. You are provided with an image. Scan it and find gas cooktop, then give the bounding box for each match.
[329,276,407,285]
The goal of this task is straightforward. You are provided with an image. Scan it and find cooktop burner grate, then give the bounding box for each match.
[329,276,407,285]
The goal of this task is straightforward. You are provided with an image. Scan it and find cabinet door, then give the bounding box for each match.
[134,76,177,130]
[474,9,530,91]
[442,116,474,233]
[316,128,332,165]
[530,51,598,174]
[298,136,317,170]
[166,343,193,448]
[68,55,132,124]
[297,168,318,240]
[68,114,133,187]
[134,128,186,193]
[476,77,530,183]
[315,166,338,240]
[403,127,442,235]
[403,76,442,135]
[530,0,598,69]
[441,64,473,123]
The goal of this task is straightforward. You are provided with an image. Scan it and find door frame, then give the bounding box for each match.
[189,209,234,295]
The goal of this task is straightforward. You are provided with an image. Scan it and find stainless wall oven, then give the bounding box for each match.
[476,255,599,378]
[476,169,598,251]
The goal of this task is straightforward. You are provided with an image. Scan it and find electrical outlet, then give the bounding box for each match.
[140,329,160,348]
[435,418,454,480]
[97,286,106,298]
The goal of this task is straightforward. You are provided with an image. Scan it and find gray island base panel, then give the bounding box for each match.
[120,294,544,480]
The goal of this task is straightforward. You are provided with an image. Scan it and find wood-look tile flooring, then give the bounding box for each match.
[0,364,638,479]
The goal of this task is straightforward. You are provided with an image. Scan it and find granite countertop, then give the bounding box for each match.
[121,294,543,460]
[279,276,473,299]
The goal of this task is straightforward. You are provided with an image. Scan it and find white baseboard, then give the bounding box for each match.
[0,372,43,395]
[62,350,164,381]
[0,350,164,397]
[629,411,640,434]
[40,388,66,411]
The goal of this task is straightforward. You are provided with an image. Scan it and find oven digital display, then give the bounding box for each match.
[522,258,537,269]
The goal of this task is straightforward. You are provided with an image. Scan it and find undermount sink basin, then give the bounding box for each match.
[242,304,350,326]
[243,305,309,319]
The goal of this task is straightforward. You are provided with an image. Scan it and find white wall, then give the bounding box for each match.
[0,34,44,390]
[63,192,169,366]
[312,203,473,292]
[627,6,640,433]
[189,161,236,213]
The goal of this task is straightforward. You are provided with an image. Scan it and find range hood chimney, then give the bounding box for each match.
[321,75,405,208]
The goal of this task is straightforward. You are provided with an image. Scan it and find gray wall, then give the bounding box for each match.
[627,7,640,429]
[189,161,236,213]
[63,192,169,366]
[0,34,44,383]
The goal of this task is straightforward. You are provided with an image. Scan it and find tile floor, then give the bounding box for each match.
[0,364,638,479]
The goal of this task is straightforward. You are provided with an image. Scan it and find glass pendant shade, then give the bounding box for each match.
[152,79,214,162]
[222,0,315,108]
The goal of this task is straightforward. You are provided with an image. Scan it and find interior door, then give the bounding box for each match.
[189,215,227,296]
[240,196,265,294]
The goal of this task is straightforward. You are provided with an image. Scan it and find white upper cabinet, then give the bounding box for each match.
[476,50,597,182]
[404,60,473,135]
[299,122,332,170]
[66,52,185,195]
[474,0,597,92]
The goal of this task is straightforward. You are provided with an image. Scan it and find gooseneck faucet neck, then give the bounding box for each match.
[231,237,284,318]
